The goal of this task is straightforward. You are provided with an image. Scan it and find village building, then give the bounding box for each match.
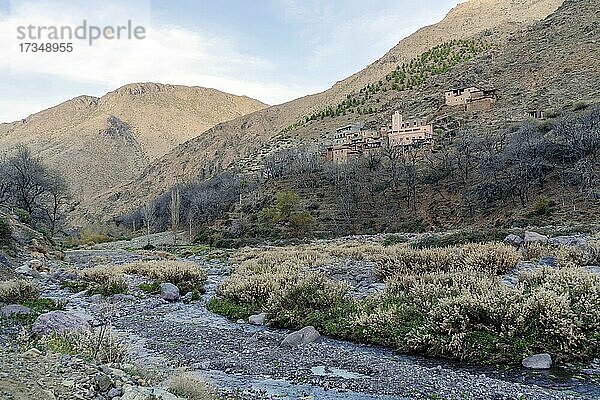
[387,111,433,147]
[444,86,497,111]
[527,110,545,119]
[325,112,433,164]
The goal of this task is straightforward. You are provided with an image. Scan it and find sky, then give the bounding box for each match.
[0,0,460,122]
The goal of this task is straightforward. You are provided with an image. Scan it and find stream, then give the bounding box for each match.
[51,249,599,400]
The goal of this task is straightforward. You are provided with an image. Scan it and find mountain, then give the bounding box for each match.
[0,83,268,199]
[80,0,570,222]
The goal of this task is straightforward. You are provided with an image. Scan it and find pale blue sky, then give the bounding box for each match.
[0,0,459,122]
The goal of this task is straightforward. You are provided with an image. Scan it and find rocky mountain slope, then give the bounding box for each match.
[0,83,267,199]
[77,0,570,222]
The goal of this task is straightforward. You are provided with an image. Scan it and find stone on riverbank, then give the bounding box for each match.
[281,326,321,347]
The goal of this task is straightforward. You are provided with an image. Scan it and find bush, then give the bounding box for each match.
[78,267,128,296]
[382,235,408,246]
[14,208,30,224]
[123,260,208,294]
[38,328,128,363]
[169,373,217,400]
[573,100,589,111]
[374,242,519,278]
[0,279,39,303]
[0,217,11,246]
[532,196,553,216]
[214,241,600,365]
[410,229,508,249]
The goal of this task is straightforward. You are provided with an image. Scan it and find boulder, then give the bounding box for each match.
[281,326,321,347]
[31,310,90,336]
[120,384,181,400]
[14,264,40,278]
[248,312,267,325]
[548,236,587,247]
[94,372,113,392]
[159,282,179,301]
[0,304,32,317]
[539,256,557,267]
[524,231,549,244]
[522,353,552,369]
[181,291,193,303]
[28,259,49,272]
[107,387,122,398]
[504,234,524,247]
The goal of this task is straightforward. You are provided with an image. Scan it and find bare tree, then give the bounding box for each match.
[141,200,155,247]
[170,187,180,245]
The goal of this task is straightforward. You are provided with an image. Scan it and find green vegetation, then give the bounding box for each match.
[0,217,11,246]
[63,226,118,248]
[409,229,510,249]
[210,241,600,364]
[284,38,490,131]
[258,190,314,237]
[572,100,589,111]
[139,281,160,294]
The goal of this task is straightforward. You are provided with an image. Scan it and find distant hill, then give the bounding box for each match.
[0,83,268,199]
[81,0,571,222]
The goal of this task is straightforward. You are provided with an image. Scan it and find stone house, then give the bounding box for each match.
[387,111,433,147]
[444,86,497,111]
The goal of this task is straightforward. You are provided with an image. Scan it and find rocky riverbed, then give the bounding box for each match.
[2,243,599,400]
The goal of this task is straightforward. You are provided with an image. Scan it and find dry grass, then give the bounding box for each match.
[0,279,39,303]
[168,373,218,400]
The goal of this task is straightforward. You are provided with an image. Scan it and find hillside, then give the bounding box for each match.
[0,83,267,199]
[79,0,567,222]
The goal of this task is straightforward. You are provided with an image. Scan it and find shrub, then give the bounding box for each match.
[374,242,519,278]
[0,217,11,245]
[573,100,589,111]
[215,241,600,365]
[266,274,353,331]
[532,196,553,216]
[78,266,128,296]
[169,373,218,400]
[139,281,160,294]
[123,260,208,294]
[383,235,408,246]
[0,279,39,303]
[14,208,30,224]
[38,328,128,363]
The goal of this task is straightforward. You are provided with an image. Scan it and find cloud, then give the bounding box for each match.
[0,0,312,120]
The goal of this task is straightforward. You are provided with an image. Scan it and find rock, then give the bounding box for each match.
[281,326,321,347]
[0,254,10,268]
[22,348,42,357]
[524,231,549,244]
[549,235,586,247]
[181,292,192,303]
[95,372,113,392]
[107,387,122,398]
[14,264,40,278]
[539,256,557,267]
[159,283,179,301]
[111,294,136,302]
[522,353,552,369]
[120,384,180,400]
[235,319,245,324]
[28,259,48,272]
[89,294,103,303]
[248,312,267,325]
[504,234,524,247]
[32,310,91,336]
[0,304,32,317]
